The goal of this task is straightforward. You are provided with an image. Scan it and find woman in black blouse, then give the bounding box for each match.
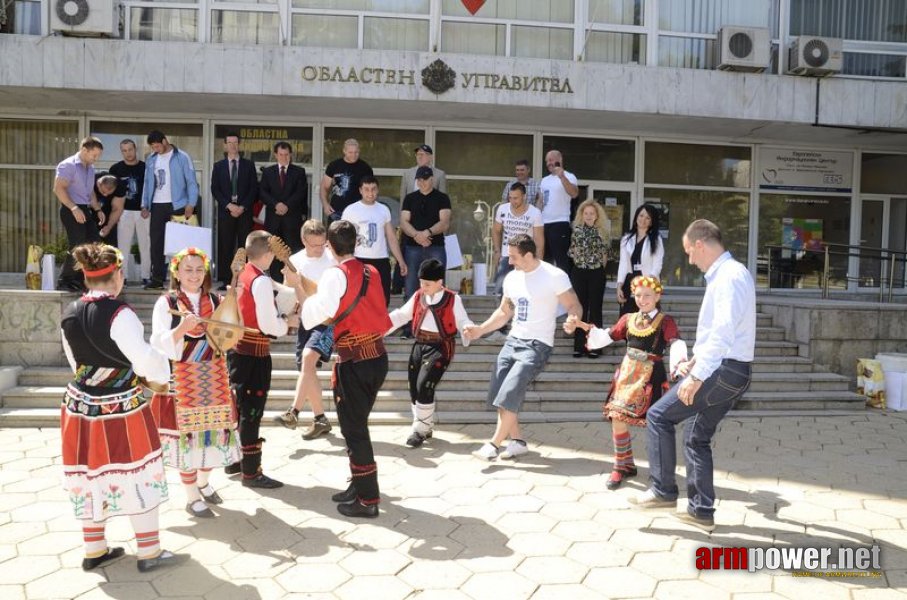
[567,200,610,358]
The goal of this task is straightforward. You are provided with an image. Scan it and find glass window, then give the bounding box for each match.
[218,0,276,4]
[441,0,573,22]
[324,128,425,169]
[364,17,429,51]
[791,0,907,43]
[511,26,573,60]
[0,169,60,272]
[211,11,280,45]
[588,0,643,26]
[542,136,635,182]
[645,142,751,187]
[584,32,646,64]
[436,131,533,177]
[862,153,907,195]
[130,7,198,42]
[446,179,507,263]
[213,125,314,168]
[294,0,429,12]
[0,119,79,165]
[643,188,750,286]
[660,0,773,33]
[658,36,716,69]
[292,14,357,48]
[844,53,907,78]
[89,121,204,164]
[13,0,42,35]
[440,22,506,56]
[758,194,850,290]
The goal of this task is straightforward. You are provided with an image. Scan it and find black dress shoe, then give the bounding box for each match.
[143,280,164,290]
[337,501,379,518]
[224,462,241,475]
[199,487,223,504]
[137,550,182,573]
[82,547,125,571]
[573,351,585,358]
[331,483,357,503]
[242,473,284,489]
[587,351,601,359]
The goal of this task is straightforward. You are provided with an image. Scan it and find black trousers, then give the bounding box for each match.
[619,272,642,316]
[59,205,100,287]
[571,266,606,352]
[266,213,303,281]
[149,203,176,284]
[408,341,453,406]
[218,208,253,283]
[358,257,392,307]
[544,221,572,272]
[334,354,388,504]
[227,352,272,477]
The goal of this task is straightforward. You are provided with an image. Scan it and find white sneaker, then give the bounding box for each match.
[499,440,528,460]
[472,442,499,461]
[627,489,675,509]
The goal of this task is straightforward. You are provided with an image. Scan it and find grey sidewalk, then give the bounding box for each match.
[1,413,906,599]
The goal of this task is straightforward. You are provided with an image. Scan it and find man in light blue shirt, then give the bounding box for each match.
[630,219,756,533]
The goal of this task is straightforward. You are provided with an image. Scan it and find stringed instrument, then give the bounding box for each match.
[268,235,319,296]
[207,248,246,354]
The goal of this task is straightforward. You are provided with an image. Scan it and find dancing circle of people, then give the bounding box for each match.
[60,215,755,572]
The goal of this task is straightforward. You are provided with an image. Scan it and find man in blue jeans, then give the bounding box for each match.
[629,219,756,532]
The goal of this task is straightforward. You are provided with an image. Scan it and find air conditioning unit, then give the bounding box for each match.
[50,0,119,37]
[787,36,843,76]
[715,27,770,72]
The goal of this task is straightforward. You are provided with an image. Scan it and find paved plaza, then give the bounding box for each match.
[1,412,906,599]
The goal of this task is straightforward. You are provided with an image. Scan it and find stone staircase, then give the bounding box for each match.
[0,291,865,427]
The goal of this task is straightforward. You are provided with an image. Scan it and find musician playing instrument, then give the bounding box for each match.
[150,247,241,518]
[60,243,179,573]
[228,231,300,489]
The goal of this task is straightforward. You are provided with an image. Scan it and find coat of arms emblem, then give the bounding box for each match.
[421,59,457,95]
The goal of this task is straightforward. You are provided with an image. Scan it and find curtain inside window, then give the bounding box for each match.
[211,10,280,45]
[659,0,774,34]
[131,8,198,42]
[791,0,907,43]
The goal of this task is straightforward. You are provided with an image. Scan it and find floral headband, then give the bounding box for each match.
[631,275,664,295]
[169,247,211,275]
[83,245,123,278]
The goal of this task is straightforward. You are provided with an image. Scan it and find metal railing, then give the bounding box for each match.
[764,242,907,301]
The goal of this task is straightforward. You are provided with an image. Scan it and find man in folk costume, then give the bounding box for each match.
[387,259,474,448]
[60,243,179,572]
[289,220,390,518]
[227,231,300,488]
[150,247,241,517]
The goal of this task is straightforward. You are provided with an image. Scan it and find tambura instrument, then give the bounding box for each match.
[207,249,246,354]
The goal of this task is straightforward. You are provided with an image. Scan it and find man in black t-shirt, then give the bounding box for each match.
[320,138,373,221]
[109,139,149,283]
[400,166,452,301]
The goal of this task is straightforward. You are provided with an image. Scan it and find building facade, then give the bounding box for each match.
[0,0,905,291]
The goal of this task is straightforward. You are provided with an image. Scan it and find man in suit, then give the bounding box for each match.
[399,144,447,201]
[212,132,257,289]
[260,141,308,280]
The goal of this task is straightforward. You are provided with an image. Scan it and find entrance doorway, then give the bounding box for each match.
[860,197,907,290]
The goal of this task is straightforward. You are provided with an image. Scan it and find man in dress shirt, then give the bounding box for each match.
[260,141,308,280]
[399,144,447,200]
[212,132,257,289]
[629,219,756,533]
[54,136,106,291]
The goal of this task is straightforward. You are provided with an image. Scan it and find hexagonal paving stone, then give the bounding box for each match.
[631,550,699,581]
[74,582,159,599]
[398,560,472,590]
[507,532,571,557]
[0,555,59,584]
[17,531,82,556]
[584,566,658,598]
[515,556,588,585]
[490,494,545,513]
[25,568,102,599]
[529,485,582,503]
[530,583,607,600]
[540,501,597,522]
[565,541,634,568]
[461,571,538,600]
[698,567,774,594]
[335,574,413,600]
[495,513,556,535]
[654,578,729,599]
[608,528,675,553]
[338,548,411,576]
[150,563,229,597]
[204,578,287,599]
[838,510,900,531]
[221,551,295,579]
[341,524,410,550]
[550,520,614,544]
[773,572,853,600]
[404,536,465,561]
[276,562,351,593]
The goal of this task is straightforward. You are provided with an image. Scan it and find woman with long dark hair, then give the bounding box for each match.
[616,204,664,315]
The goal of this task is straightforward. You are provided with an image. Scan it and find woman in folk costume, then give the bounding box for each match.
[60,243,178,573]
[566,275,687,490]
[150,247,241,518]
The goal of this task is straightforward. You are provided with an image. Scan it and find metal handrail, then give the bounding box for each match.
[764,242,907,301]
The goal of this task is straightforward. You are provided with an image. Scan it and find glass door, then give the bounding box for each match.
[859,199,884,287]
[577,186,633,285]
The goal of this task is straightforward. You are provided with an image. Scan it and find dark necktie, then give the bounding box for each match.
[280,165,287,188]
[230,159,238,197]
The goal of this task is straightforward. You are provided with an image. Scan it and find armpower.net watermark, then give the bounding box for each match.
[695,544,883,577]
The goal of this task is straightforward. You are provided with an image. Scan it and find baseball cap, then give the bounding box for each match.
[415,144,433,154]
[415,166,434,179]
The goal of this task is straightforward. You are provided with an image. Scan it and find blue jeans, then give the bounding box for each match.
[404,244,447,299]
[493,256,512,296]
[645,359,751,518]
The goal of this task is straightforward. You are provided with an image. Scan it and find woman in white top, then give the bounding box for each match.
[616,204,664,315]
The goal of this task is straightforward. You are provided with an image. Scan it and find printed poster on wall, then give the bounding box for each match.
[782,217,823,258]
[760,147,853,193]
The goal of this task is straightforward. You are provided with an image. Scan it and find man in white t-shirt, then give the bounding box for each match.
[492,181,544,293]
[464,234,581,461]
[538,150,578,273]
[341,175,407,307]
